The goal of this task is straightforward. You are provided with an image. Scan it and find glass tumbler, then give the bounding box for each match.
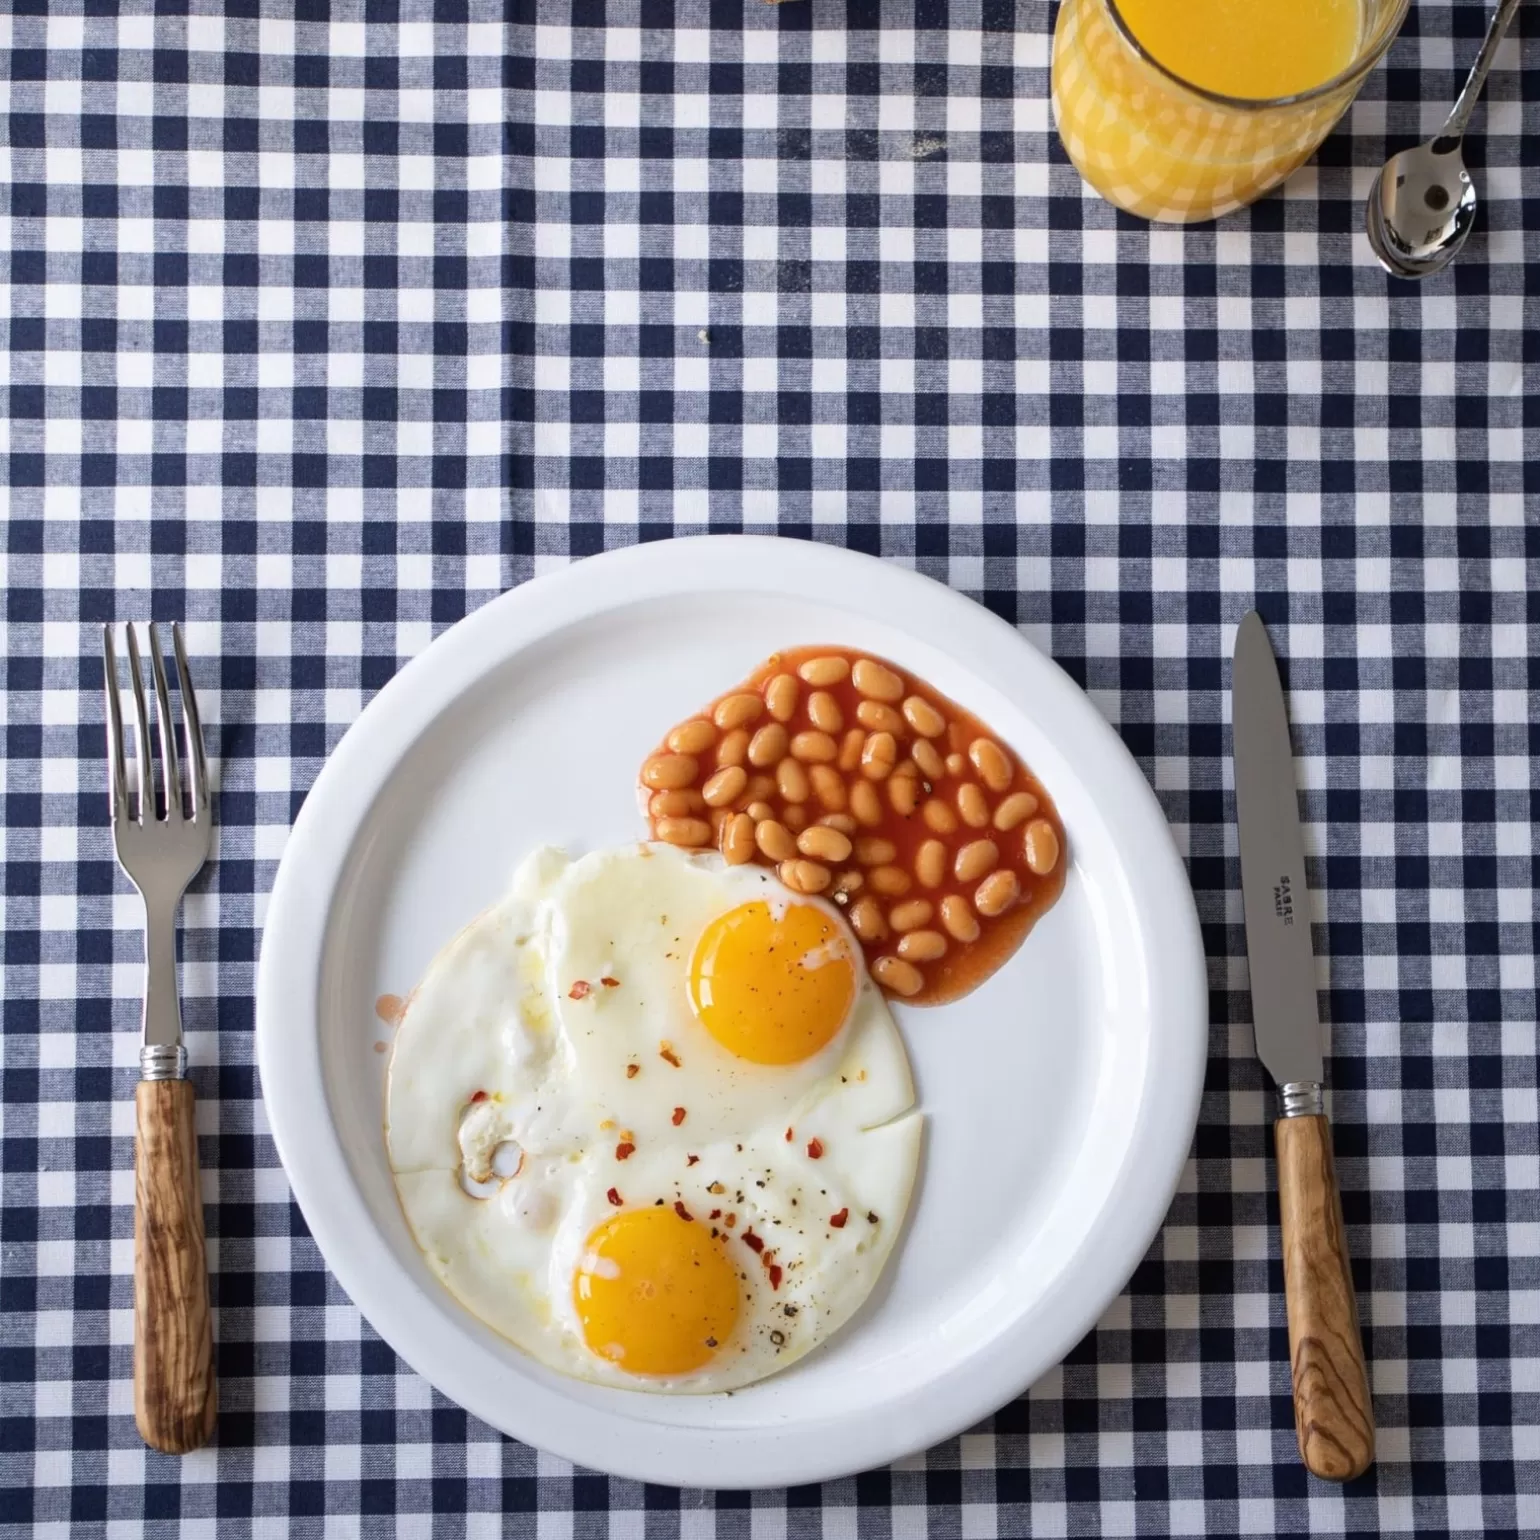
[1051,0,1409,224]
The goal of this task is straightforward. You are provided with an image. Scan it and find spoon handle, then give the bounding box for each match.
[1439,0,1523,146]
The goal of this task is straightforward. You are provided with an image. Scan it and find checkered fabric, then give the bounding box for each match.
[1,0,1537,1533]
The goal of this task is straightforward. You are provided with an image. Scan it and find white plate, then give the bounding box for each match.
[256,536,1205,1489]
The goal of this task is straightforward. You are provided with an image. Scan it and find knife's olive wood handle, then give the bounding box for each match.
[1275,1113,1373,1482]
[134,1080,216,1454]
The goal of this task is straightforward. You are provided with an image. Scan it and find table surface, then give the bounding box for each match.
[1,1,1537,1535]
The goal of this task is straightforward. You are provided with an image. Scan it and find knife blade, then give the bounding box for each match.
[1232,609,1323,1092]
[1231,611,1374,1484]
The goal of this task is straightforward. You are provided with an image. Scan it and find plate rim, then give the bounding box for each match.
[256,535,1206,1488]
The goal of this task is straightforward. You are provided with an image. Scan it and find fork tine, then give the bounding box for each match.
[124,624,155,823]
[170,623,208,815]
[148,623,183,822]
[102,626,129,821]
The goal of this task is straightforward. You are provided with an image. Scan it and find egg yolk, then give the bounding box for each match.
[573,1207,740,1376]
[688,900,857,1065]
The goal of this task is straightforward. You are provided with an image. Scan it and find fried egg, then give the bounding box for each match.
[387,843,921,1392]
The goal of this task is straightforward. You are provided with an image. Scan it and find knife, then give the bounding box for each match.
[1232,611,1373,1482]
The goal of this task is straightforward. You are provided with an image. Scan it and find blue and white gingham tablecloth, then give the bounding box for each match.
[1,1,1536,1534]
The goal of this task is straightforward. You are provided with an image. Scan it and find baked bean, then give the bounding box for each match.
[912,738,946,781]
[945,752,966,776]
[745,800,775,824]
[702,766,748,808]
[889,775,920,816]
[956,782,991,828]
[915,839,947,889]
[799,655,850,687]
[873,955,924,997]
[856,700,905,735]
[837,728,865,772]
[783,803,809,833]
[860,732,897,780]
[969,737,1013,793]
[650,789,706,818]
[656,816,711,848]
[922,798,958,835]
[869,865,912,898]
[940,895,980,943]
[1024,819,1061,876]
[755,819,796,862]
[709,693,758,731]
[855,837,897,866]
[897,929,947,962]
[643,753,699,791]
[710,807,734,839]
[780,859,831,895]
[831,869,865,898]
[777,757,810,803]
[723,813,756,865]
[765,673,799,722]
[902,695,946,738]
[955,838,999,883]
[993,791,1040,831]
[791,730,838,764]
[798,825,852,864]
[746,774,776,802]
[974,868,1020,917]
[748,722,789,768]
[818,812,857,835]
[716,730,749,769]
[807,691,844,734]
[889,899,933,932]
[668,719,717,755]
[809,764,847,812]
[849,896,889,943]
[852,658,904,703]
[850,780,883,827]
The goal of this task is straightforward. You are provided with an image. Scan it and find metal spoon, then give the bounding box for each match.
[1366,0,1521,278]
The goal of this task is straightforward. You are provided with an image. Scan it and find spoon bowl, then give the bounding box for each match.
[1365,138,1479,279]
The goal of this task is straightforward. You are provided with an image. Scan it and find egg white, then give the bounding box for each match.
[386,843,922,1393]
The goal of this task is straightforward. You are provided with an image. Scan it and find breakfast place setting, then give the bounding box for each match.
[1,0,1533,1535]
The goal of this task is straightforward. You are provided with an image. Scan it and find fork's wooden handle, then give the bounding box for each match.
[134,1080,216,1454]
[1276,1114,1373,1481]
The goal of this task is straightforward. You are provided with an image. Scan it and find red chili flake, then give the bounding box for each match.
[741,1228,765,1254]
[785,1127,794,1142]
[615,1141,635,1161]
[626,1064,640,1079]
[829,1208,849,1229]
[686,1154,700,1166]
[806,1138,824,1160]
[672,1107,686,1126]
[606,1187,623,1206]
[569,980,592,1000]
[710,1209,722,1220]
[468,1090,488,1104]
[600,976,620,989]
[674,1201,694,1222]
[767,1264,783,1290]
[660,1044,682,1068]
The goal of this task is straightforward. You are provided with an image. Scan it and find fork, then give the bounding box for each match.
[103,622,217,1454]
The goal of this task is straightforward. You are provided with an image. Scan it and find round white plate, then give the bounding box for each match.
[256,536,1205,1489]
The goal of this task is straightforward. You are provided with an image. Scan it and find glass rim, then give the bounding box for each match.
[1100,0,1410,111]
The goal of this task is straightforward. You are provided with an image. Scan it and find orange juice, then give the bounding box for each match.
[1052,0,1407,223]
[1114,0,1359,100]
